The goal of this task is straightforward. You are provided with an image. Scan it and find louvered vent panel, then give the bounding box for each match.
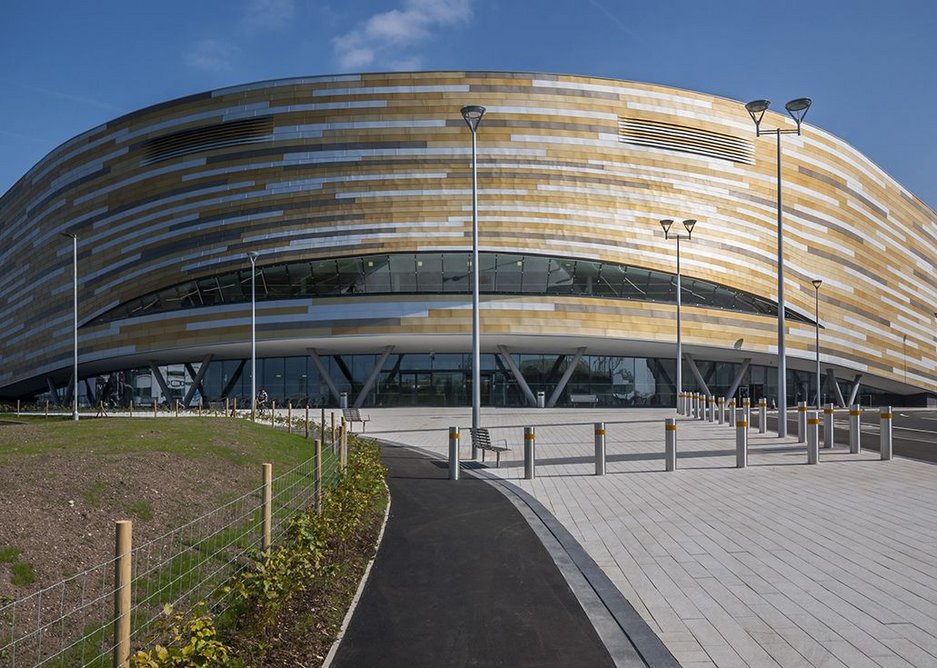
[140,117,274,164]
[619,117,754,164]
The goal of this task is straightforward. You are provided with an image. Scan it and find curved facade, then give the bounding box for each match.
[1,71,935,406]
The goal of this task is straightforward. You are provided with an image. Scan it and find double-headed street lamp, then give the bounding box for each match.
[461,104,486,436]
[660,218,698,413]
[812,279,822,407]
[248,251,259,421]
[59,231,80,421]
[745,96,812,437]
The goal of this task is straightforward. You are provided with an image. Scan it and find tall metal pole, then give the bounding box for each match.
[70,234,79,421]
[249,252,258,421]
[814,282,821,407]
[675,234,682,412]
[776,131,788,436]
[470,124,480,432]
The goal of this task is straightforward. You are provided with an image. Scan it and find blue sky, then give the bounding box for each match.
[2,0,936,211]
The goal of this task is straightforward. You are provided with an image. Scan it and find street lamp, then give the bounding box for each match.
[745,96,812,436]
[812,279,822,407]
[660,218,698,413]
[461,104,486,436]
[60,231,79,421]
[248,251,259,421]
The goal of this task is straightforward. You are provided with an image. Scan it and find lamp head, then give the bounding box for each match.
[659,219,674,238]
[812,279,823,290]
[785,97,812,134]
[682,219,697,238]
[247,251,259,263]
[59,231,77,239]
[460,105,486,132]
[745,99,770,131]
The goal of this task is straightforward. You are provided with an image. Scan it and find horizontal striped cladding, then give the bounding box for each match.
[0,71,935,396]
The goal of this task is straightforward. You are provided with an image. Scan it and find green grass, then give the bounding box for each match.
[0,546,21,563]
[128,499,153,521]
[83,480,107,507]
[10,562,36,587]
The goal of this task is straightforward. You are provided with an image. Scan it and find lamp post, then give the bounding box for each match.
[660,218,698,412]
[248,251,259,421]
[745,96,812,437]
[461,104,486,434]
[812,279,822,407]
[60,232,79,420]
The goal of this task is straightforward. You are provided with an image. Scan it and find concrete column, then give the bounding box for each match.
[807,411,820,464]
[736,416,748,468]
[849,404,862,454]
[880,406,893,461]
[665,418,676,472]
[823,403,834,448]
[449,427,460,481]
[594,422,606,476]
[797,401,808,443]
[758,397,767,434]
[524,427,536,479]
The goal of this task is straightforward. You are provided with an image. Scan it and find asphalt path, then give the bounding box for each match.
[768,408,937,463]
[331,445,618,668]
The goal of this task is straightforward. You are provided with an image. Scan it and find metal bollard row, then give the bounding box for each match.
[449,426,460,480]
[743,398,751,432]
[823,403,834,448]
[735,417,748,468]
[524,426,536,479]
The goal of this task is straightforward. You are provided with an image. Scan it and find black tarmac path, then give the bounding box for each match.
[331,445,618,668]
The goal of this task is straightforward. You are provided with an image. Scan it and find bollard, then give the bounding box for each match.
[594,422,606,476]
[743,398,751,432]
[677,392,684,415]
[524,427,536,480]
[699,394,706,421]
[694,392,700,419]
[806,411,820,464]
[718,397,725,425]
[880,406,893,461]
[665,418,676,471]
[823,403,834,448]
[797,401,807,443]
[758,398,767,434]
[849,404,862,454]
[113,520,133,668]
[683,392,690,416]
[728,399,737,426]
[130,400,134,418]
[707,395,715,423]
[736,417,748,468]
[449,427,460,480]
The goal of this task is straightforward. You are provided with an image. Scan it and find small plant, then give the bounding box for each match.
[83,480,108,506]
[129,499,153,521]
[0,546,21,564]
[11,562,36,587]
[129,603,238,667]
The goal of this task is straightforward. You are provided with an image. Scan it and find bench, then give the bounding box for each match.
[470,428,511,467]
[570,393,599,406]
[343,407,371,432]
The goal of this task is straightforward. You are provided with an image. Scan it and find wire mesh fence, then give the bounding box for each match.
[0,430,345,668]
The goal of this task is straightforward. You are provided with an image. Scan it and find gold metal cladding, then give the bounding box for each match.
[524,432,536,441]
[594,428,607,435]
[665,424,677,432]
[451,432,459,439]
[736,420,748,428]
[881,412,893,419]
[824,408,834,414]
[798,406,808,412]
[808,418,822,425]
[850,410,862,416]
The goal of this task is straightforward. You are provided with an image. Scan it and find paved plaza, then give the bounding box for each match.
[363,407,937,668]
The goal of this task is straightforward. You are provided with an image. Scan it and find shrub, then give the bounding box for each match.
[129,604,237,667]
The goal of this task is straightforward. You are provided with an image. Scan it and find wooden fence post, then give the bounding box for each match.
[320,407,325,445]
[340,417,348,472]
[113,520,132,668]
[304,406,309,439]
[331,412,336,454]
[45,400,49,418]
[262,463,273,553]
[153,401,157,419]
[314,439,322,513]
[174,399,179,417]
[288,402,292,434]
[271,400,276,427]
[129,400,133,418]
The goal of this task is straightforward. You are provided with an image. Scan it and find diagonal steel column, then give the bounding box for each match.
[308,349,342,404]
[353,346,394,408]
[847,373,863,406]
[723,358,752,402]
[497,345,537,407]
[148,362,173,405]
[46,377,62,406]
[826,368,846,407]
[182,354,214,407]
[220,360,246,399]
[683,353,712,396]
[547,347,586,408]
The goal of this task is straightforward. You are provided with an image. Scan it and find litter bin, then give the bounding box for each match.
[339,392,348,409]
[537,391,545,408]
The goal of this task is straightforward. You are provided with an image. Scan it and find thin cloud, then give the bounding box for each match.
[241,0,296,31]
[332,0,473,71]
[185,39,238,72]
[18,84,126,114]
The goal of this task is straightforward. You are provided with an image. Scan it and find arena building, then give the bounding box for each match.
[0,71,935,409]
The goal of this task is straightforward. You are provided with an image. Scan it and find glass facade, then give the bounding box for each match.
[35,354,901,410]
[86,252,814,326]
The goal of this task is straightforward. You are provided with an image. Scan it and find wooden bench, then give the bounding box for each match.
[470,428,510,467]
[569,393,599,406]
[342,407,371,432]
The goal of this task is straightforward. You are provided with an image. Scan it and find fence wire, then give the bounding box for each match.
[0,420,346,668]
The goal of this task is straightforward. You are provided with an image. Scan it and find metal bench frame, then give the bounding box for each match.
[343,407,371,431]
[470,428,510,467]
